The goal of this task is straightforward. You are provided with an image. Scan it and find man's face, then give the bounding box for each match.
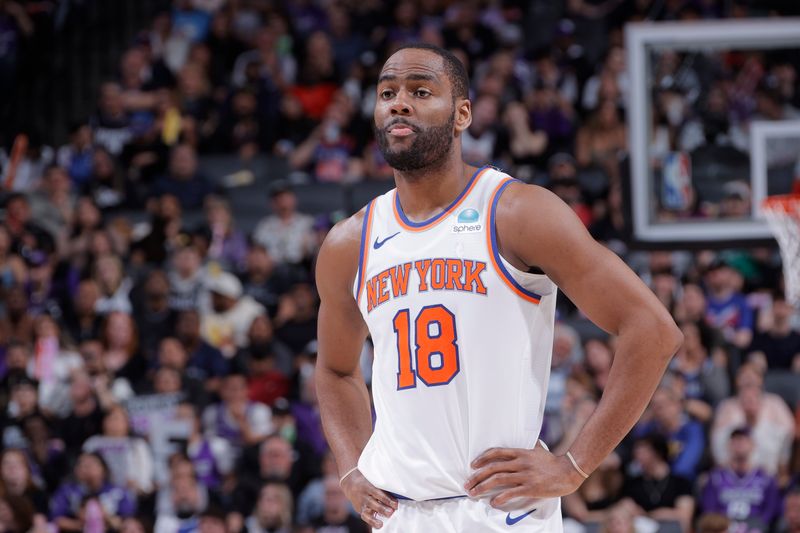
[373,49,465,173]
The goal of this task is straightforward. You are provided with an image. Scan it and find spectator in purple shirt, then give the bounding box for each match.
[701,427,781,532]
[50,451,136,532]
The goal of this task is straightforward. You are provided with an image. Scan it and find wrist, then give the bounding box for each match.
[561,451,590,488]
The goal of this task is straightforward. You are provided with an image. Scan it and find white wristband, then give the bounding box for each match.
[339,466,359,485]
[566,451,590,479]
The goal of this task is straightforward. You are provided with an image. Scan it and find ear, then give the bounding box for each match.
[454,98,472,135]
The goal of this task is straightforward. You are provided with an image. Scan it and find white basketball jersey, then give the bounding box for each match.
[353,166,557,501]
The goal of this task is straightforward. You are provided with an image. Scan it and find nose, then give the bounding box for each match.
[390,93,411,116]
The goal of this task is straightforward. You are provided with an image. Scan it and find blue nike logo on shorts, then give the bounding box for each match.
[505,509,537,525]
[373,232,401,249]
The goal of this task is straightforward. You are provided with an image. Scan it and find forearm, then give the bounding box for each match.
[567,320,679,473]
[316,366,374,474]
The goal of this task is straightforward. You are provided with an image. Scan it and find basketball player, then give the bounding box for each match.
[315,44,683,532]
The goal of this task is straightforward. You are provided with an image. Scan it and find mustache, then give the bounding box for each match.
[385,119,419,132]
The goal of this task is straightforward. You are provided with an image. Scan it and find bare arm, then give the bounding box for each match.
[502,183,682,477]
[314,213,397,529]
[466,183,681,504]
[289,127,322,170]
[315,214,372,473]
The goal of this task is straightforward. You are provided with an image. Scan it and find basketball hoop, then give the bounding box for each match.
[762,194,800,304]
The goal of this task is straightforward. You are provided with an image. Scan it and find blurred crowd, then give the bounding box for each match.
[1,1,800,532]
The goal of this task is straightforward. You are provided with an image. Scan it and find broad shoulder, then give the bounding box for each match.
[495,179,567,221]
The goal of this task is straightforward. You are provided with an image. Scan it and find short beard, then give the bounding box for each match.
[374,112,455,173]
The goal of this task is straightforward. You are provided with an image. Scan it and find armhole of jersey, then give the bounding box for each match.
[354,200,375,305]
[486,179,542,304]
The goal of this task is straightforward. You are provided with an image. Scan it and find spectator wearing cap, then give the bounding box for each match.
[704,257,754,349]
[152,144,215,210]
[252,183,315,267]
[711,363,795,478]
[719,181,751,219]
[244,481,293,533]
[24,248,65,320]
[636,385,705,482]
[700,426,781,532]
[620,434,695,532]
[201,271,266,359]
[747,290,800,372]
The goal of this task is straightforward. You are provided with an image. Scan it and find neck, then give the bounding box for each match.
[393,156,474,222]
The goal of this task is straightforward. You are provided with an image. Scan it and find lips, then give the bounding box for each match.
[386,121,418,137]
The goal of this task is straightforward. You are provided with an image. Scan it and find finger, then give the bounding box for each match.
[491,486,530,508]
[371,488,399,510]
[471,448,520,468]
[360,509,383,529]
[465,460,520,491]
[467,472,521,497]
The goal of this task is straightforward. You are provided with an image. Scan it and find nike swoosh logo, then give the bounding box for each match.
[373,232,401,249]
[505,509,537,525]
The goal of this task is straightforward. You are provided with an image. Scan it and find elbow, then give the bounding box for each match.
[660,321,683,362]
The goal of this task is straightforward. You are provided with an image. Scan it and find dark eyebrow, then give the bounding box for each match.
[378,72,438,84]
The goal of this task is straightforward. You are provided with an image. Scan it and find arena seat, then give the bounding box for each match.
[764,370,800,409]
[348,180,395,213]
[293,182,348,215]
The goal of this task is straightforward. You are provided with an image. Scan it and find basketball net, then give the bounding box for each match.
[762,194,800,305]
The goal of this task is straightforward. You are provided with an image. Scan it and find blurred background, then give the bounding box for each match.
[1,1,800,532]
